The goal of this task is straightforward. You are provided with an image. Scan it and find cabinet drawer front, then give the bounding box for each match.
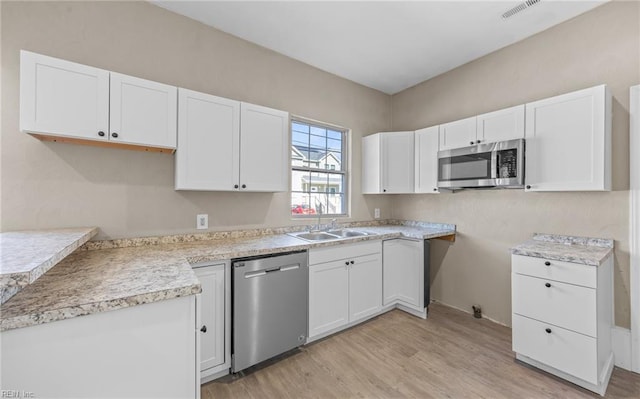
[512,314,598,384]
[309,240,382,265]
[512,254,596,288]
[512,274,596,337]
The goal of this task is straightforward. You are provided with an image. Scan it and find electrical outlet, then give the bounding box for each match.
[374,208,380,219]
[196,214,208,230]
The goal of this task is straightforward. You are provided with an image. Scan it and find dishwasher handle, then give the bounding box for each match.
[244,264,299,279]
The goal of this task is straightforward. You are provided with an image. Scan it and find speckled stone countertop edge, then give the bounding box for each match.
[510,248,613,266]
[531,232,614,248]
[82,220,456,251]
[0,284,201,332]
[0,227,98,304]
[510,232,614,266]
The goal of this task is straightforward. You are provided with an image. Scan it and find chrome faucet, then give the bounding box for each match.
[313,207,322,231]
[330,218,337,230]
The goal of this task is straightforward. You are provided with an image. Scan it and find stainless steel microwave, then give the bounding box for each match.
[437,138,525,189]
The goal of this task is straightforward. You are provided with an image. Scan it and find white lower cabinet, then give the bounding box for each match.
[193,261,230,383]
[348,253,383,322]
[1,296,198,399]
[383,239,424,312]
[308,259,350,337]
[511,254,613,395]
[308,240,382,340]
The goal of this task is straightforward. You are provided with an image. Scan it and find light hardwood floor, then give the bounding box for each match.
[202,304,640,398]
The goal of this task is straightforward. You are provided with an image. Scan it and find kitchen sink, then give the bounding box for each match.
[326,229,370,238]
[288,229,372,242]
[293,232,340,241]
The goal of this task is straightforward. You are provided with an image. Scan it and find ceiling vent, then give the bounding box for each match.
[502,0,542,19]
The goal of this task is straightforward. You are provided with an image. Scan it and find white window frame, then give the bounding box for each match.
[290,117,349,218]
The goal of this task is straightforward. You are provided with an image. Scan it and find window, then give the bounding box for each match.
[291,119,347,217]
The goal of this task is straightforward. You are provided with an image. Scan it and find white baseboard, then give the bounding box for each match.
[516,352,613,396]
[612,326,632,371]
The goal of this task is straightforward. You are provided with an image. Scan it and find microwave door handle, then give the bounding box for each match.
[491,151,498,179]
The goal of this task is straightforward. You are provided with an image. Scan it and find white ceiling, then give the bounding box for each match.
[152,1,607,94]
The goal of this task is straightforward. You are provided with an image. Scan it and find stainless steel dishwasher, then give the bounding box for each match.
[232,250,308,373]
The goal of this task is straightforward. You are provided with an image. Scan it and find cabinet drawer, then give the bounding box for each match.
[309,240,382,265]
[512,314,598,384]
[512,274,596,337]
[512,254,596,288]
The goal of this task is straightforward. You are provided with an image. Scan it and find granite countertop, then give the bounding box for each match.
[0,221,456,332]
[0,227,98,304]
[510,233,614,266]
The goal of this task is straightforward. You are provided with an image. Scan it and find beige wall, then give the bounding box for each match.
[391,1,640,328]
[0,1,392,240]
[1,1,637,328]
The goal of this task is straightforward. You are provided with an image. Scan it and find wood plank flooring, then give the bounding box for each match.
[202,304,640,398]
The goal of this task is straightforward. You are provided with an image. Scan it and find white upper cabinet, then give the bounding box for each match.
[476,104,525,143]
[438,116,477,150]
[381,132,415,193]
[362,134,382,194]
[176,95,288,192]
[438,105,525,151]
[20,50,110,141]
[525,85,611,192]
[109,72,177,149]
[175,89,240,191]
[20,50,177,151]
[239,103,289,192]
[414,126,440,194]
[362,131,414,194]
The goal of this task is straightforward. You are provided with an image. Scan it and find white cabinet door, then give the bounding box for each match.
[383,239,424,310]
[20,50,109,141]
[439,116,477,150]
[194,264,225,372]
[525,85,611,191]
[2,296,197,399]
[381,131,414,193]
[477,104,525,143]
[415,126,440,194]
[239,103,289,192]
[175,89,240,191]
[362,134,382,194]
[308,260,349,338]
[109,72,177,149]
[349,253,382,322]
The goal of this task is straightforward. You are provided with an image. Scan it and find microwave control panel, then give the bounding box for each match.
[497,149,518,179]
